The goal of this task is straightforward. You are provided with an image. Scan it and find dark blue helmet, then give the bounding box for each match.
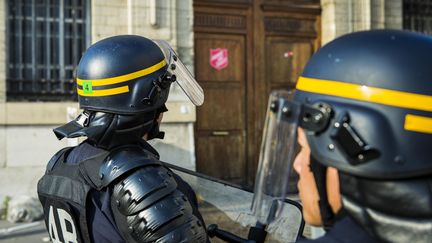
[76,35,170,114]
[295,29,432,179]
[53,35,204,147]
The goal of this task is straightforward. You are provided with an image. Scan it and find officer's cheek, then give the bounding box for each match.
[326,167,342,214]
[295,151,323,226]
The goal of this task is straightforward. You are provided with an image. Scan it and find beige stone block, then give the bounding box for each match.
[4,102,79,125]
[0,125,5,168]
[0,103,5,124]
[1,100,193,125]
[164,101,196,122]
[0,166,46,197]
[6,125,68,168]
[96,28,117,38]
[104,8,120,17]
[0,78,5,91]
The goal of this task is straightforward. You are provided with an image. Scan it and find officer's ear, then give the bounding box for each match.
[326,167,342,214]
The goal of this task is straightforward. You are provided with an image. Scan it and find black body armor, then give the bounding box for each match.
[38,145,207,243]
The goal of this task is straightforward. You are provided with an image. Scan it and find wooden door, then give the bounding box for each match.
[195,33,247,185]
[250,1,321,187]
[194,0,321,188]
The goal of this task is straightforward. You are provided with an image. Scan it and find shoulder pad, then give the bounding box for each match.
[99,146,161,187]
[46,147,73,172]
[112,165,177,215]
[112,174,207,242]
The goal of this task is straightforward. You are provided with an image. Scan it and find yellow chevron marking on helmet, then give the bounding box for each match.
[404,114,432,134]
[77,86,129,96]
[296,77,432,112]
[76,59,167,87]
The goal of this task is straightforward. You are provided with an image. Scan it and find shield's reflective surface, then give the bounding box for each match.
[164,163,304,243]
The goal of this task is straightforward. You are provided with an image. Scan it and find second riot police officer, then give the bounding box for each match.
[253,29,432,243]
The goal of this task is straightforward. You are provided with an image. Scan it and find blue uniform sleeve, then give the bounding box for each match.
[87,189,125,243]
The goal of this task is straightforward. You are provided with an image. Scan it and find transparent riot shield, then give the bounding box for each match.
[162,162,304,243]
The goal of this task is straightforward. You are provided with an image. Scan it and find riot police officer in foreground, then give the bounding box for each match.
[253,29,432,243]
[37,35,208,243]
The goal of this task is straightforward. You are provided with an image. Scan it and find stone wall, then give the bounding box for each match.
[0,0,7,171]
[0,0,196,197]
[0,0,406,199]
[321,0,403,45]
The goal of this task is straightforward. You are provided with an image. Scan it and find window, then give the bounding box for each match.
[403,0,432,35]
[6,0,90,101]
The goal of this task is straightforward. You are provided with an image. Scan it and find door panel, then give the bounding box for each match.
[196,84,244,130]
[195,132,246,184]
[195,33,247,184]
[195,37,244,83]
[266,37,314,89]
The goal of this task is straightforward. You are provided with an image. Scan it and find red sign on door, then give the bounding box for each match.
[209,48,228,71]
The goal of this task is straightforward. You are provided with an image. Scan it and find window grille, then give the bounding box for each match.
[6,0,90,101]
[403,0,432,35]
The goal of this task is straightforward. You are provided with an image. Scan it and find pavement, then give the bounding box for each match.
[0,220,49,243]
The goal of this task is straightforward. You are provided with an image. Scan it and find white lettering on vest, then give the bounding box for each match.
[48,206,62,243]
[58,208,78,243]
[47,205,78,243]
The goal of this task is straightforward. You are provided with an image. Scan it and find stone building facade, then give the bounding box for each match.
[0,0,422,198]
[321,0,403,45]
[0,0,196,197]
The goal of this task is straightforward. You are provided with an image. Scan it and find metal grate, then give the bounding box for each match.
[6,0,90,101]
[403,0,432,35]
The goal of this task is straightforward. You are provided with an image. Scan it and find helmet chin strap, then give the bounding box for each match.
[146,104,168,140]
[53,108,164,149]
[309,155,335,230]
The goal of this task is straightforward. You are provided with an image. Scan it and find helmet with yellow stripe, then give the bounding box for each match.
[77,35,168,114]
[252,30,432,239]
[295,29,432,179]
[290,30,432,240]
[53,35,204,147]
[76,35,203,114]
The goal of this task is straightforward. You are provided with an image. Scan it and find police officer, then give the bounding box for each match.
[37,35,208,243]
[253,29,432,243]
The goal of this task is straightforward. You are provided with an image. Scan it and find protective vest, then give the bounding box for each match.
[38,143,207,243]
[38,147,109,243]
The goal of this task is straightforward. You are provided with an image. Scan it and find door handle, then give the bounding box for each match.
[212,131,230,136]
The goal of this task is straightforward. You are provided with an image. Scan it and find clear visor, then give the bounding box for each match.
[251,91,332,224]
[153,40,204,106]
[251,90,301,225]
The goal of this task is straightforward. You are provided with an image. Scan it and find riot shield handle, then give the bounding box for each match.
[208,224,256,243]
[247,222,267,243]
[207,223,267,243]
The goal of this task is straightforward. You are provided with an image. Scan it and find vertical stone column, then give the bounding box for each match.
[0,0,7,168]
[0,0,5,103]
[321,0,337,45]
[371,0,385,29]
[321,0,351,45]
[352,0,371,31]
[321,0,403,45]
[176,0,194,71]
[385,0,402,29]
